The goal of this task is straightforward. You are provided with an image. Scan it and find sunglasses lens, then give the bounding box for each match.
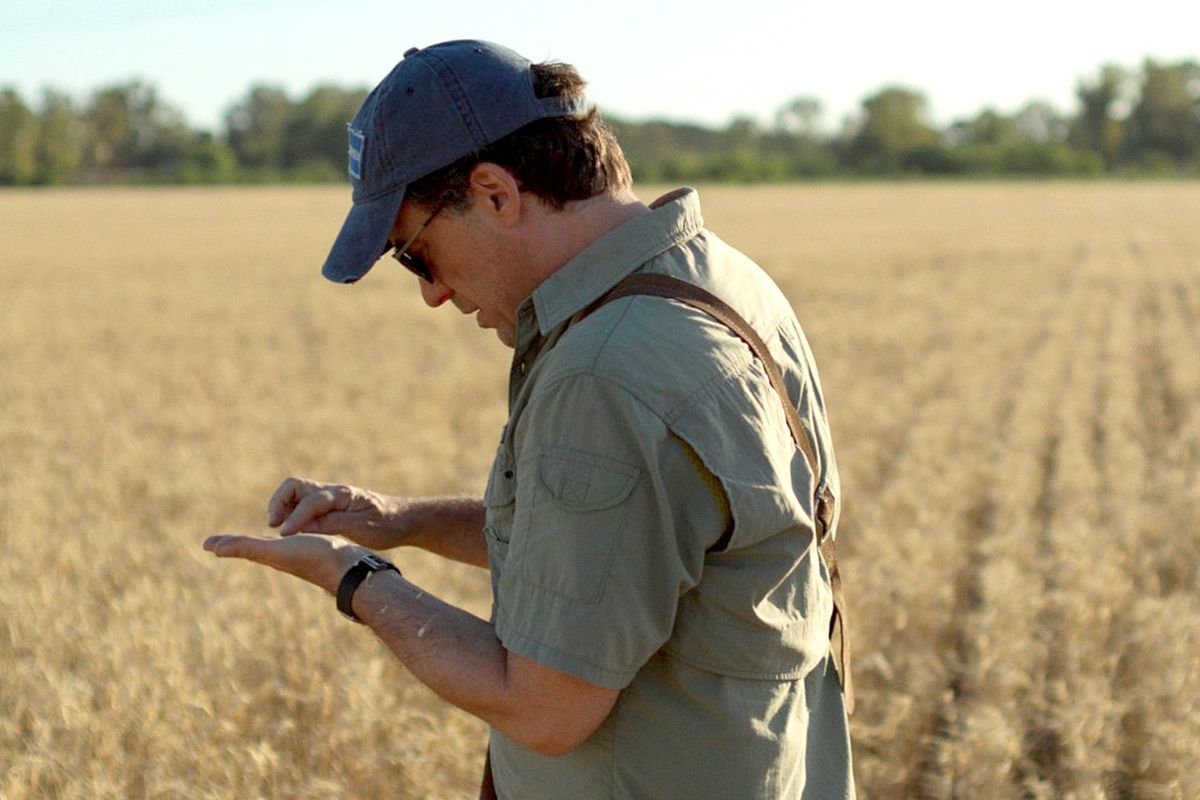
[390,205,440,283]
[398,252,431,283]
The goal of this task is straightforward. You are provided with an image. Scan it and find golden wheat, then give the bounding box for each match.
[2,183,1197,799]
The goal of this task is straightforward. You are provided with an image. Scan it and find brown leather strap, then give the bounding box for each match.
[589,273,853,713]
[816,485,853,715]
[598,274,821,479]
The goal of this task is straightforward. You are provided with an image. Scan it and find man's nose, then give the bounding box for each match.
[419,277,452,308]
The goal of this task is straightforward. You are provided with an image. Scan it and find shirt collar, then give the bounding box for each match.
[526,188,704,337]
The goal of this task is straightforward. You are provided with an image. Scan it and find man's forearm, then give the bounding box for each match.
[269,480,488,565]
[391,495,488,567]
[354,569,508,714]
[202,529,620,755]
[350,569,617,755]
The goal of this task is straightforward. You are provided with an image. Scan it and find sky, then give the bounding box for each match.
[2,0,1198,134]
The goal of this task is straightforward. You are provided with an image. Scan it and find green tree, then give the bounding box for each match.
[846,86,941,173]
[36,89,85,184]
[225,84,292,172]
[774,96,823,139]
[722,115,761,150]
[1012,100,1069,143]
[964,108,1017,145]
[85,81,191,177]
[0,88,39,184]
[764,97,837,178]
[283,85,367,179]
[178,132,239,183]
[945,101,1087,176]
[607,116,726,182]
[1069,64,1126,166]
[1123,59,1200,168]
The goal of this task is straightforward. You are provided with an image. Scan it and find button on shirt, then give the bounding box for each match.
[483,188,854,799]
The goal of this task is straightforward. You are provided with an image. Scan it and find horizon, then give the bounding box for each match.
[2,0,1198,134]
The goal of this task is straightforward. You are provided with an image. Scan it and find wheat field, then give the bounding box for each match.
[1,182,1198,799]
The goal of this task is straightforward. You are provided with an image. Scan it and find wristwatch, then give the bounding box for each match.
[336,553,400,623]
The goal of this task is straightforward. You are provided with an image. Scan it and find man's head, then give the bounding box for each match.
[321,40,630,285]
[403,62,631,215]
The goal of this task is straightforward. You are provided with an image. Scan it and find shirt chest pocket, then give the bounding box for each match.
[518,447,639,605]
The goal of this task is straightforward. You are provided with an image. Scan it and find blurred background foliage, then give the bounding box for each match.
[1,58,1198,185]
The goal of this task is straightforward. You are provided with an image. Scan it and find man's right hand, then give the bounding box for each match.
[268,477,406,550]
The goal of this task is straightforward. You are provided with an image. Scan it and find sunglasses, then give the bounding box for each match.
[390,205,442,283]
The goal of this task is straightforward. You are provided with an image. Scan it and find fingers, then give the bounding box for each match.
[279,487,348,536]
[202,532,316,577]
[203,534,263,560]
[267,477,318,528]
[203,532,363,594]
[268,478,353,536]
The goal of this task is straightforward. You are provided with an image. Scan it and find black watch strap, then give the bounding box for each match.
[336,553,400,623]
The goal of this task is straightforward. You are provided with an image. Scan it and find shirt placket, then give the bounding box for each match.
[507,300,542,410]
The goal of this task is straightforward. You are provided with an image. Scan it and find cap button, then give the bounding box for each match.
[403,47,420,57]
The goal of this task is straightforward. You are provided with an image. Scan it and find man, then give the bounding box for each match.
[204,40,854,798]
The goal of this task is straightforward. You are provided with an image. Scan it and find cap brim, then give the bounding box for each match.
[320,186,407,283]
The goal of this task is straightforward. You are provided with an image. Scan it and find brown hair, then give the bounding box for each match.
[406,62,632,212]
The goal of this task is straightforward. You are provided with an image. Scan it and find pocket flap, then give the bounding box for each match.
[537,447,638,512]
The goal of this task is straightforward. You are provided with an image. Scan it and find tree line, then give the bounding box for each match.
[1,58,1198,186]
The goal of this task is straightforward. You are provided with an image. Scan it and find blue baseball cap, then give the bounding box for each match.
[321,40,587,283]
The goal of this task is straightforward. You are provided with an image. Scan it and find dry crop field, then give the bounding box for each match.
[2,182,1198,799]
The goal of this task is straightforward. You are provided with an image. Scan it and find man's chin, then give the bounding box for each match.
[474,311,516,348]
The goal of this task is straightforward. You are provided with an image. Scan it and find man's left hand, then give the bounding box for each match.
[203,532,369,595]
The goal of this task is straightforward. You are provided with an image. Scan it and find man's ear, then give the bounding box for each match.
[468,163,522,227]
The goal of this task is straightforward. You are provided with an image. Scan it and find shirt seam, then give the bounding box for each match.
[531,300,793,429]
[533,197,705,333]
[659,645,815,681]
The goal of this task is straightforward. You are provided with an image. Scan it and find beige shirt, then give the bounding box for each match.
[483,188,854,799]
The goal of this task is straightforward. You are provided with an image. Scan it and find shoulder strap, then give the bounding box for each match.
[598,273,821,478]
[584,272,854,713]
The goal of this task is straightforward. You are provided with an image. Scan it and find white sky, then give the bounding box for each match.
[2,0,1198,134]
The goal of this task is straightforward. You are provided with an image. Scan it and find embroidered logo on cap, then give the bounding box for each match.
[347,126,365,180]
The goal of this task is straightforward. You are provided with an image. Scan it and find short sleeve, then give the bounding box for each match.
[493,373,728,689]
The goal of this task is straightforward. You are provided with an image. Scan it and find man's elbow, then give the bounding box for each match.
[508,714,605,757]
[522,731,591,757]
[499,653,620,756]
